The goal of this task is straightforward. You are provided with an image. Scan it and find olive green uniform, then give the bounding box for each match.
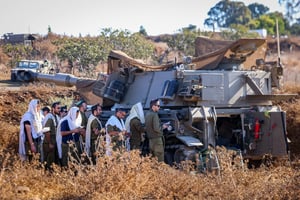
[90,118,102,164]
[130,117,145,150]
[145,110,164,162]
[80,111,88,128]
[106,124,123,151]
[43,115,59,169]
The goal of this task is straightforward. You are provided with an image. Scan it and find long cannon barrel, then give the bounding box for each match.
[33,72,79,87]
[31,72,104,105]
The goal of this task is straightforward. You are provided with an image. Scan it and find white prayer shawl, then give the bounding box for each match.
[85,114,102,156]
[105,115,126,156]
[42,112,56,127]
[19,99,43,161]
[125,102,145,133]
[56,107,82,158]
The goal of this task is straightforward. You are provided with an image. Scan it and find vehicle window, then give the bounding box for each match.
[18,61,29,68]
[28,62,39,69]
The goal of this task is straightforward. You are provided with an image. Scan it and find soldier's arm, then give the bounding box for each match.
[91,120,100,135]
[152,114,161,135]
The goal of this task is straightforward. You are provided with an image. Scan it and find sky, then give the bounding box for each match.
[0,0,285,37]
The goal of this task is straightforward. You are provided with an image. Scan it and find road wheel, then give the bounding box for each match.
[10,73,17,81]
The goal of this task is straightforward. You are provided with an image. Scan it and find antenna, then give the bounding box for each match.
[275,18,283,89]
[276,19,281,67]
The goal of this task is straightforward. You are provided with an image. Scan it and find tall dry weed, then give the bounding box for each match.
[0,146,299,200]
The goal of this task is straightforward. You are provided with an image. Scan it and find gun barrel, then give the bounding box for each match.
[35,73,79,87]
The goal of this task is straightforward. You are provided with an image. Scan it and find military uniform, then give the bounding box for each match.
[80,111,88,128]
[129,117,145,150]
[90,118,102,164]
[106,124,124,151]
[145,110,164,162]
[43,114,59,169]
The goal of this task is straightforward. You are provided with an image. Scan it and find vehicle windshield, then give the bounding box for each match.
[18,61,39,69]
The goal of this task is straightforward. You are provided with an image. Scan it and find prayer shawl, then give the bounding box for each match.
[105,115,126,156]
[19,99,43,161]
[125,102,145,133]
[85,114,102,156]
[56,107,82,158]
[42,113,57,127]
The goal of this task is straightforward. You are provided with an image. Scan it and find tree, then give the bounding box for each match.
[268,12,288,34]
[139,26,147,36]
[99,28,154,60]
[250,12,287,35]
[279,0,300,22]
[2,44,34,68]
[204,0,252,29]
[56,37,102,75]
[55,28,154,76]
[290,23,300,34]
[248,3,269,19]
[158,28,202,57]
[48,25,52,34]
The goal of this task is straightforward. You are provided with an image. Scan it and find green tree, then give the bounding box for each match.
[279,0,300,22]
[159,28,202,57]
[2,44,35,68]
[248,3,269,19]
[290,23,300,34]
[250,12,287,35]
[55,28,154,76]
[204,0,252,28]
[99,28,153,60]
[139,25,147,36]
[48,25,52,34]
[56,37,102,75]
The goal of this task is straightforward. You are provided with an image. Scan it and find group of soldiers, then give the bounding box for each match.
[18,97,167,170]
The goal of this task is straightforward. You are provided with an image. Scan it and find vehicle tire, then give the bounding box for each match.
[23,72,33,82]
[10,73,17,81]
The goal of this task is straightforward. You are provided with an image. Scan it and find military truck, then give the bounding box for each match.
[26,37,295,169]
[10,59,54,81]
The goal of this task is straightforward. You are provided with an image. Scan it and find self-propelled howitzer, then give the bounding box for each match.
[31,38,294,166]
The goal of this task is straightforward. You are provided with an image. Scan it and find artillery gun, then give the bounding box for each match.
[27,38,294,167]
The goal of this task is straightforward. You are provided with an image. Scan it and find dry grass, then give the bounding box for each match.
[0,93,299,199]
[0,146,299,200]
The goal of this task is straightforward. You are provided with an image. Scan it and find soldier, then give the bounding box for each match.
[125,102,146,151]
[145,99,167,162]
[19,99,43,161]
[85,103,105,164]
[105,106,128,156]
[76,100,88,128]
[76,100,88,151]
[42,102,61,169]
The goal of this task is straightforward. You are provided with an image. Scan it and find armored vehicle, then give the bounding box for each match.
[11,59,54,81]
[29,38,294,167]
